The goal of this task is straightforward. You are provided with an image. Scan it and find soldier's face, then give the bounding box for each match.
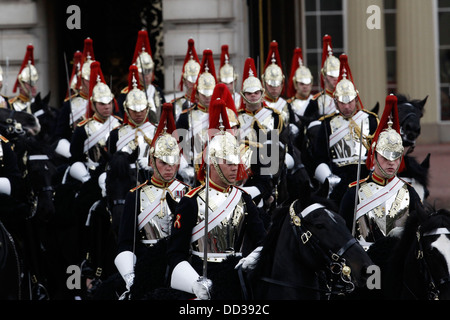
[325,75,338,90]
[244,90,262,104]
[211,160,238,187]
[154,158,178,181]
[374,153,401,178]
[336,99,357,118]
[94,101,113,119]
[197,92,211,108]
[295,81,312,98]
[128,108,147,125]
[265,83,282,99]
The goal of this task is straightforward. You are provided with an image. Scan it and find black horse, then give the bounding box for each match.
[368,203,450,300]
[247,182,374,300]
[395,93,430,201]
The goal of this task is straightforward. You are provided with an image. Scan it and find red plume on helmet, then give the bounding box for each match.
[197,98,248,183]
[264,41,283,72]
[86,61,109,118]
[320,35,333,89]
[132,29,152,64]
[239,57,258,109]
[122,64,144,125]
[335,53,364,109]
[179,38,200,91]
[287,48,304,98]
[220,45,230,69]
[66,50,83,99]
[366,94,404,172]
[190,49,217,103]
[82,37,95,62]
[151,102,178,149]
[13,44,35,93]
[210,83,237,117]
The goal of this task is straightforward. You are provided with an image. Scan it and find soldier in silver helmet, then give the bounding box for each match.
[311,54,378,205]
[108,65,156,182]
[339,95,424,249]
[113,103,189,299]
[167,115,266,300]
[0,65,11,109]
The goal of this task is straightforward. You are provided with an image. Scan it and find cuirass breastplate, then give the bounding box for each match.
[12,99,31,113]
[117,125,151,160]
[139,183,185,241]
[317,94,336,115]
[356,182,410,241]
[84,120,109,162]
[266,99,289,124]
[329,115,370,166]
[70,96,88,124]
[193,188,247,253]
[291,98,311,117]
[188,108,209,154]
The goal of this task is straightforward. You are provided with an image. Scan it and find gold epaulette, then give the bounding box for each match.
[361,108,379,119]
[185,185,203,198]
[0,135,9,143]
[77,119,89,127]
[120,86,129,94]
[64,93,78,102]
[318,112,337,122]
[349,176,369,188]
[130,180,148,192]
[113,115,123,122]
[8,96,18,104]
[286,97,295,104]
[312,92,322,100]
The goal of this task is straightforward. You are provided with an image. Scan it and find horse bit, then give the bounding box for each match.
[289,201,357,296]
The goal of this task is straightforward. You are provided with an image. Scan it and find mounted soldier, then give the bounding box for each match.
[0,65,11,109]
[311,54,378,206]
[8,44,39,114]
[218,44,240,108]
[172,38,201,122]
[339,94,424,252]
[118,29,165,124]
[108,64,156,183]
[53,38,96,161]
[167,97,266,300]
[113,102,189,299]
[237,57,287,209]
[176,49,217,187]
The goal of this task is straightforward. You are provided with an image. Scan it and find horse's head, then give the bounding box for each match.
[414,206,450,300]
[31,92,57,138]
[396,94,427,150]
[289,199,374,293]
[0,108,40,138]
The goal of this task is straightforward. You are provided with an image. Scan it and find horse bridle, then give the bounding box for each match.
[0,110,25,138]
[261,201,357,296]
[413,225,450,300]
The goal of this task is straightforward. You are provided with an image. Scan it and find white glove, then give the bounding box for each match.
[0,177,11,195]
[285,153,295,170]
[114,251,136,291]
[69,162,91,183]
[289,123,300,136]
[171,261,212,300]
[327,174,341,189]
[54,138,71,158]
[192,277,212,300]
[235,246,262,272]
[98,172,107,197]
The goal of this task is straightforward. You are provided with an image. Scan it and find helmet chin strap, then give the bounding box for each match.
[150,155,175,183]
[240,89,265,107]
[211,157,233,186]
[374,154,399,179]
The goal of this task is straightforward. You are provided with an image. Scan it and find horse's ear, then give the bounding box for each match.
[418,96,428,115]
[371,102,380,115]
[317,179,329,199]
[128,146,139,164]
[43,91,51,105]
[420,153,430,169]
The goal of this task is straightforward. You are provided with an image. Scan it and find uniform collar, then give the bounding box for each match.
[18,93,31,102]
[151,176,173,188]
[264,94,278,103]
[196,103,208,113]
[92,114,108,123]
[325,89,334,96]
[371,172,395,186]
[80,91,89,100]
[209,179,231,193]
[244,105,263,116]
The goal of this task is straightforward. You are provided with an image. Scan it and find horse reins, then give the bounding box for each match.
[412,225,450,300]
[261,201,357,296]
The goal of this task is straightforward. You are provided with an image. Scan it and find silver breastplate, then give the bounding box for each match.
[139,183,185,242]
[291,97,311,117]
[193,188,246,254]
[356,182,410,242]
[330,115,370,166]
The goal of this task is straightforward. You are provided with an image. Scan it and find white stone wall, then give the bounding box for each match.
[0,0,49,99]
[162,0,249,100]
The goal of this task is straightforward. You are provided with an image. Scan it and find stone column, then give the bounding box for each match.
[396,0,439,142]
[346,0,387,114]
